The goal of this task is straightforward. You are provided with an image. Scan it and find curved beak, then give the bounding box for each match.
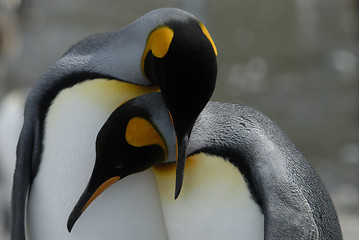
[67,92,176,232]
[173,130,189,199]
[67,172,121,232]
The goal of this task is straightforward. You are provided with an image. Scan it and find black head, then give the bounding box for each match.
[142,15,217,196]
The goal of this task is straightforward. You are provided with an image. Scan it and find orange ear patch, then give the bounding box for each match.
[141,26,174,77]
[125,117,168,158]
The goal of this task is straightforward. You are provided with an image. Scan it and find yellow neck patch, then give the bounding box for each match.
[199,22,217,56]
[125,117,168,158]
[153,153,249,202]
[142,26,174,77]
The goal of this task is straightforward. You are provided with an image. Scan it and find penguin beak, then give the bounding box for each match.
[173,128,189,199]
[67,171,121,232]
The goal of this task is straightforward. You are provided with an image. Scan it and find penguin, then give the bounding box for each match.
[11,7,343,240]
[12,8,216,240]
[66,100,343,239]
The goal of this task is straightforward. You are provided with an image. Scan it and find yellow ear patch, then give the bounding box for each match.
[142,26,174,76]
[125,117,168,158]
[199,22,217,56]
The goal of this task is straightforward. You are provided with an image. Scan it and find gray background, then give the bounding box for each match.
[0,0,358,239]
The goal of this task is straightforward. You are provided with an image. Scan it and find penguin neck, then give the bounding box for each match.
[153,153,264,240]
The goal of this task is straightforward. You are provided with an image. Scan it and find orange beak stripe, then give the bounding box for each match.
[81,176,121,213]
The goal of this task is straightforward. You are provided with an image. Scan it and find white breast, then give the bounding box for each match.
[27,79,168,240]
[154,153,264,240]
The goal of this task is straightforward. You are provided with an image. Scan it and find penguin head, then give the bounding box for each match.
[141,10,217,198]
[67,92,177,232]
[64,8,217,231]
[142,16,218,126]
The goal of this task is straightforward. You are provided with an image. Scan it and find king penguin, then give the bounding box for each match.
[11,8,342,240]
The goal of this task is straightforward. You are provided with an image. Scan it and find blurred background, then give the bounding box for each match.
[0,0,358,239]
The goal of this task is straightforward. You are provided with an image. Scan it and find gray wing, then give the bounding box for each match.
[11,100,39,240]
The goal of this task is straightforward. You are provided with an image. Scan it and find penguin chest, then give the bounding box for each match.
[153,153,264,240]
[27,79,168,240]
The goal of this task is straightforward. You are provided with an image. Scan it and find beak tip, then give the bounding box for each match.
[67,221,74,233]
[174,163,184,200]
[174,185,181,200]
[173,134,188,200]
[67,217,75,233]
[67,210,80,233]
